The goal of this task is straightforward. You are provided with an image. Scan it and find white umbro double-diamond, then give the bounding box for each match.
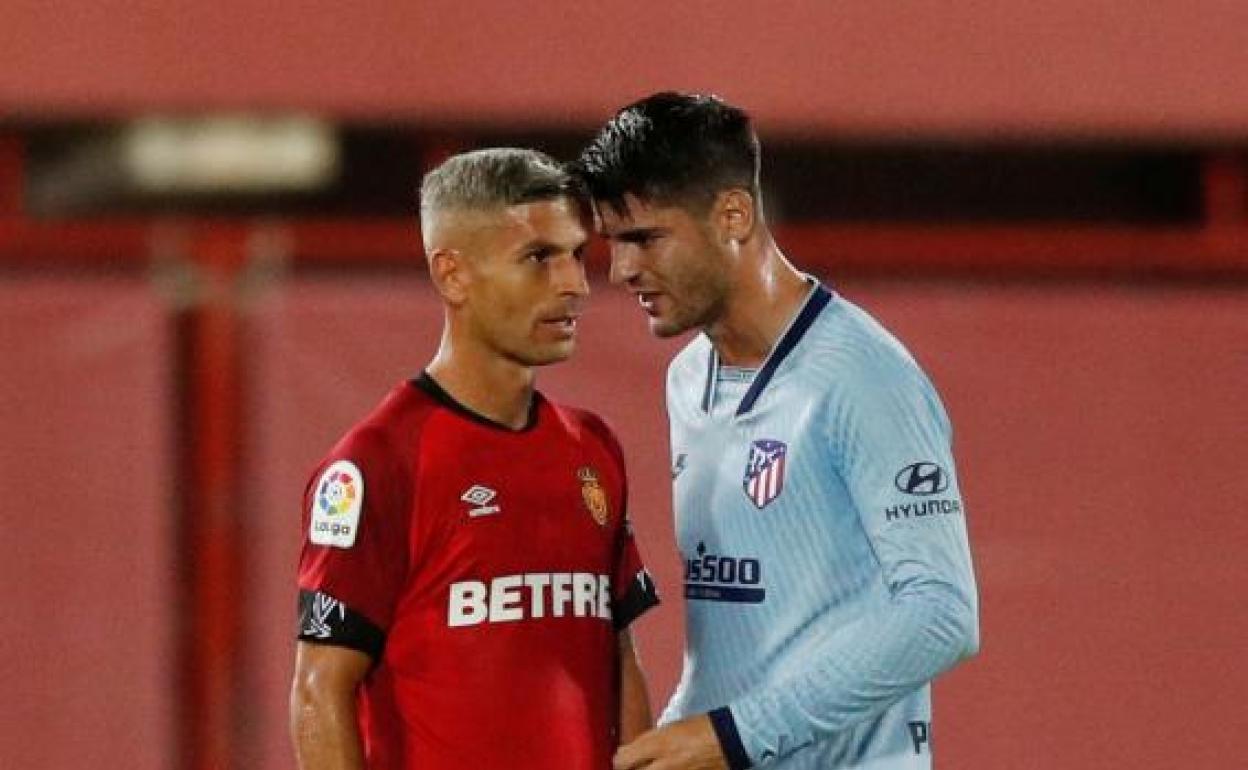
[461,484,501,517]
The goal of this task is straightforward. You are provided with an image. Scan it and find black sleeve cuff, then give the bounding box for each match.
[296,589,386,660]
[708,707,753,770]
[613,568,661,631]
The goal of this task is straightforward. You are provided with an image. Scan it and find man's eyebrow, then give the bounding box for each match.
[517,236,590,254]
[610,227,665,243]
[517,238,556,255]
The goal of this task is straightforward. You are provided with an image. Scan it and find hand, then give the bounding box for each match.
[613,715,729,770]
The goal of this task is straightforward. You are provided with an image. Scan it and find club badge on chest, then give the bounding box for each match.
[743,439,788,509]
[578,466,610,526]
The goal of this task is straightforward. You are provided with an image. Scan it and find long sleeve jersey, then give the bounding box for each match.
[662,282,979,769]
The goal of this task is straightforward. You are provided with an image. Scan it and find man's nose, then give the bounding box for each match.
[608,244,641,286]
[553,253,590,297]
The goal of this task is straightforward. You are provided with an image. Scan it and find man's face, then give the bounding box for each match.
[459,197,590,366]
[596,194,729,338]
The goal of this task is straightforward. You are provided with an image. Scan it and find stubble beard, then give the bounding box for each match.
[652,268,728,339]
[514,326,577,367]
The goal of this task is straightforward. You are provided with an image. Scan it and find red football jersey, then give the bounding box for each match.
[297,374,659,770]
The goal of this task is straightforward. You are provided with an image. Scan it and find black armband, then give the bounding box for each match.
[296,589,385,660]
[613,568,660,631]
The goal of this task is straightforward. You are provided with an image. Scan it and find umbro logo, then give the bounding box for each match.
[461,484,501,517]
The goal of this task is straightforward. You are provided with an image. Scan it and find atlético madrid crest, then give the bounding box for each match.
[578,466,610,526]
[743,439,787,509]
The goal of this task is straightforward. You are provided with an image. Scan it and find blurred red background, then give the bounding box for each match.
[2,4,1246,769]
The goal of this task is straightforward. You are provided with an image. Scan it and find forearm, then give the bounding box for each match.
[291,681,366,770]
[728,579,978,763]
[290,642,373,770]
[618,630,654,743]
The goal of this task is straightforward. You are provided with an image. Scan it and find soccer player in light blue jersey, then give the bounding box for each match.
[576,93,980,770]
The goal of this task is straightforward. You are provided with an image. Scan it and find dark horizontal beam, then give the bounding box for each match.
[2,216,1247,279]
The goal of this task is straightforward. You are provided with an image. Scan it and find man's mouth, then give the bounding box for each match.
[637,292,662,315]
[540,313,581,333]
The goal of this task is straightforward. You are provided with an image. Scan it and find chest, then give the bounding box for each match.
[408,424,622,576]
[670,390,855,551]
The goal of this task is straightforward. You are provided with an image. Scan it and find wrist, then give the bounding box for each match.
[707,707,752,769]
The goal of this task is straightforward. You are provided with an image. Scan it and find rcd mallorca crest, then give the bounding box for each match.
[743,439,787,509]
[578,466,610,526]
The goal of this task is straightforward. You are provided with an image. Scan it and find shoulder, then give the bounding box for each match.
[549,401,625,460]
[808,295,951,435]
[317,381,437,475]
[807,294,933,393]
[665,334,711,393]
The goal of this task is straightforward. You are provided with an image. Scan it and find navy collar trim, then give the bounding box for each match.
[703,281,833,417]
[700,346,717,412]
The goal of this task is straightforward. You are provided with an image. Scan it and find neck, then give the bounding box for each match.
[426,324,536,430]
[706,235,809,367]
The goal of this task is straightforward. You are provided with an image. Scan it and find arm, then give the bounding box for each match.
[620,569,977,770]
[614,716,727,770]
[723,556,977,765]
[290,642,373,770]
[294,430,408,769]
[582,413,662,742]
[619,355,980,769]
[617,629,653,743]
[720,359,980,764]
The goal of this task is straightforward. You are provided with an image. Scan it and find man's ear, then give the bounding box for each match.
[712,188,756,245]
[428,248,470,305]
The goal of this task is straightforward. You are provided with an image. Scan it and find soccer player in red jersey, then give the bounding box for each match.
[290,148,660,770]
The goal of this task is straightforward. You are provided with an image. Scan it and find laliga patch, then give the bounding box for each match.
[310,460,363,548]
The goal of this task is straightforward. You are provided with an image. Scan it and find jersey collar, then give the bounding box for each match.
[412,372,543,432]
[703,279,834,417]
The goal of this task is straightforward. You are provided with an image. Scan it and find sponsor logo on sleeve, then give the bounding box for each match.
[310,460,363,548]
[302,592,346,638]
[885,461,963,522]
[908,721,931,754]
[895,462,949,496]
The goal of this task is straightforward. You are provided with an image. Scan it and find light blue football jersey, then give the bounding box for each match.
[661,281,979,769]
